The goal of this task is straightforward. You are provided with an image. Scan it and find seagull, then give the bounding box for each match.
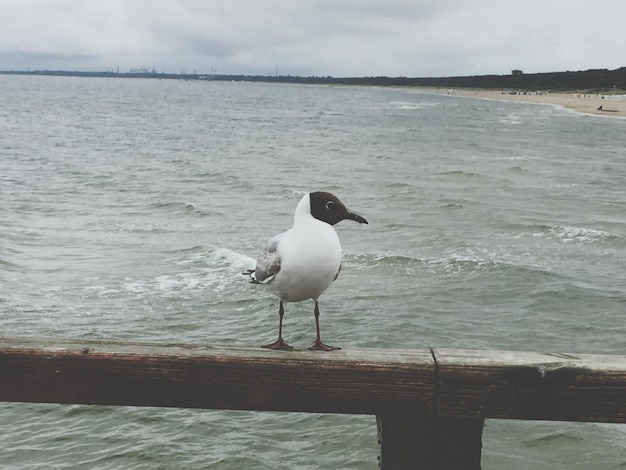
[246,191,368,351]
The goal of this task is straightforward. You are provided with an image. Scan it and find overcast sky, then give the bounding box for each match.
[1,0,624,77]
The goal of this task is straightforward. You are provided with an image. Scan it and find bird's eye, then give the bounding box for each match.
[325,201,334,210]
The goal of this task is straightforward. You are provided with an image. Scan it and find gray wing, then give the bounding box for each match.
[249,232,284,284]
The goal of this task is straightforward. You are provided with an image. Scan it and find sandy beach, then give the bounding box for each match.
[435,89,626,117]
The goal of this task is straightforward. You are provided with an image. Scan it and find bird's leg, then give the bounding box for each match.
[308,300,341,351]
[262,301,293,350]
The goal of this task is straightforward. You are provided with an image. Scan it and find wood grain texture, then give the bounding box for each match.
[4,339,626,469]
[433,349,626,423]
[1,339,625,424]
[0,338,434,416]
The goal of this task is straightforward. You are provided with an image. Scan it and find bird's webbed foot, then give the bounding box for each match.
[308,340,341,352]
[261,337,293,350]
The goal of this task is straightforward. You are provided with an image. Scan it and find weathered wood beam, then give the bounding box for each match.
[3,339,626,469]
[1,339,625,424]
[433,348,626,423]
[0,338,435,416]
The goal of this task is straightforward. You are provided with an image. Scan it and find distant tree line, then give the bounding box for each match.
[2,67,625,91]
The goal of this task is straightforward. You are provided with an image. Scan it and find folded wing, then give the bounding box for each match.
[248,232,283,284]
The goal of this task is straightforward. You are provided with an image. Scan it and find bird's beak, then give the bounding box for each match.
[347,211,368,224]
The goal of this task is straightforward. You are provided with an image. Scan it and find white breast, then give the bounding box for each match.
[269,218,342,302]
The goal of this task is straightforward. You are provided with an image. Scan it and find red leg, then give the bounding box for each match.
[262,301,293,350]
[308,300,341,351]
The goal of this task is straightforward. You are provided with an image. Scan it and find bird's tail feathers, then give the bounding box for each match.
[242,269,258,283]
[243,269,277,285]
[242,269,266,284]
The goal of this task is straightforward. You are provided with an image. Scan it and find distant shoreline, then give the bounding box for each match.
[2,68,625,117]
[1,67,625,94]
[431,88,626,117]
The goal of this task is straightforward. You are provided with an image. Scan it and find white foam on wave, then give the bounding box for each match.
[213,247,256,271]
[549,226,612,243]
[123,246,256,297]
[389,101,438,110]
[418,245,555,281]
[499,113,523,125]
[425,249,494,277]
[512,224,616,244]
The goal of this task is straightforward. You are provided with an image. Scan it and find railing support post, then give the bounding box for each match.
[377,415,484,469]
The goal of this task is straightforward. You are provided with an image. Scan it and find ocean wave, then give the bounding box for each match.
[174,246,255,271]
[508,165,526,172]
[148,201,206,216]
[422,253,555,279]
[0,241,23,271]
[0,256,18,271]
[6,406,375,470]
[124,246,256,297]
[212,247,257,272]
[439,201,464,209]
[352,251,553,279]
[549,225,619,243]
[389,101,438,110]
[436,170,488,179]
[509,224,623,244]
[354,253,420,268]
[525,429,585,447]
[498,113,523,125]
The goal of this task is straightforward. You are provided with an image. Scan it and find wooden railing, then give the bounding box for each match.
[1,338,625,469]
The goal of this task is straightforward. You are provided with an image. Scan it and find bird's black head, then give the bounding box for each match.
[309,191,369,226]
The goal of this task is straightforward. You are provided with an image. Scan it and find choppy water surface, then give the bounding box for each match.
[1,75,625,468]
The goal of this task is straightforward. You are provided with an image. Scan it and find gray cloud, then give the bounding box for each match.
[1,0,624,76]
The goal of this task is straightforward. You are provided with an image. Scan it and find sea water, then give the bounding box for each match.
[1,75,625,468]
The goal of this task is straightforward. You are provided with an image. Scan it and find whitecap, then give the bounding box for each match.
[510,224,619,244]
[549,226,613,243]
[122,246,256,298]
[212,247,256,271]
